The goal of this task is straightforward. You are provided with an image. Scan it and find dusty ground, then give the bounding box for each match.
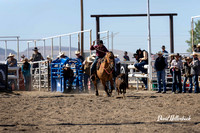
[0,89,200,133]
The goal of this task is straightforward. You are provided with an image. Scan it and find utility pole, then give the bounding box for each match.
[147,0,152,90]
[80,0,84,56]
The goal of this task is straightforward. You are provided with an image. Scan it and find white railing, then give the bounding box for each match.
[8,67,20,90]
[27,29,92,59]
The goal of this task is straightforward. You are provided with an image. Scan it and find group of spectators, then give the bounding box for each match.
[6,47,45,91]
[123,45,200,94]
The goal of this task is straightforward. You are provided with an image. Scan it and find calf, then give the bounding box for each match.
[115,73,127,98]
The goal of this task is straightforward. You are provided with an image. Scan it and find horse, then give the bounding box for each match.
[92,51,115,97]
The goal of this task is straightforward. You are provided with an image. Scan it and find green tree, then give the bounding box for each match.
[186,20,200,52]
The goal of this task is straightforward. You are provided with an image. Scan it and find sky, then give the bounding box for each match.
[0,0,200,54]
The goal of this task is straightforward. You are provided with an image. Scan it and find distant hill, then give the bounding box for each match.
[0,47,17,61]
[0,46,134,61]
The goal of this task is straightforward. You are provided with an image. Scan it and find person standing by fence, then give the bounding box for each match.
[182,57,193,93]
[190,52,200,93]
[21,58,31,91]
[29,47,44,72]
[123,51,130,61]
[154,51,168,93]
[170,53,183,93]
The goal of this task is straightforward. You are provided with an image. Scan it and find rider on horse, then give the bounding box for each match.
[90,40,109,80]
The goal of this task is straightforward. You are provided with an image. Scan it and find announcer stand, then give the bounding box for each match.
[120,61,135,88]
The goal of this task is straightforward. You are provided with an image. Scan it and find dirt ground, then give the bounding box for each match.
[0,89,200,133]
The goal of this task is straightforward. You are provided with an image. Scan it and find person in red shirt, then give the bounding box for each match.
[90,40,109,80]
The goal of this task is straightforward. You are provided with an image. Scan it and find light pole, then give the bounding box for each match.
[80,0,84,56]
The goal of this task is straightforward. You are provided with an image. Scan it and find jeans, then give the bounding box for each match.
[172,70,182,92]
[182,76,193,93]
[24,75,31,91]
[157,70,166,92]
[91,56,100,75]
[134,61,148,73]
[142,78,148,89]
[193,75,199,93]
[84,73,90,91]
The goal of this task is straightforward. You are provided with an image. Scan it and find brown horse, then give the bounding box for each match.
[92,51,115,96]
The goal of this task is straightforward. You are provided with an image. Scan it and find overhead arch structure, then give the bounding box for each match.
[91,13,177,53]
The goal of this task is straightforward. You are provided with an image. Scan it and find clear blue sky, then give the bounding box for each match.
[0,0,199,54]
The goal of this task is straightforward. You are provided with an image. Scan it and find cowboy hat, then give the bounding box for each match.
[46,55,51,59]
[86,57,93,63]
[90,53,96,60]
[32,47,39,51]
[57,52,65,58]
[185,57,192,60]
[64,64,70,68]
[91,53,96,57]
[197,43,200,47]
[157,51,163,55]
[75,51,80,55]
[191,52,200,56]
[8,53,15,57]
[169,54,175,57]
[114,54,119,57]
[175,53,181,57]
[21,54,25,58]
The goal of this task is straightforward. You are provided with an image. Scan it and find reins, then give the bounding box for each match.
[100,56,114,75]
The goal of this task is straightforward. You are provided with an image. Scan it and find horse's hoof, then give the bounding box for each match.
[95,91,99,96]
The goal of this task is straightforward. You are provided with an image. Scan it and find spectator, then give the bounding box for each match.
[29,47,44,69]
[114,54,121,77]
[83,57,93,92]
[21,58,31,91]
[190,52,200,93]
[6,53,17,90]
[193,45,197,52]
[136,49,143,61]
[170,53,183,93]
[161,45,168,58]
[182,57,193,93]
[134,49,148,89]
[63,64,74,92]
[169,54,175,76]
[196,44,200,52]
[75,51,84,63]
[123,51,130,61]
[46,55,52,63]
[6,53,17,67]
[20,55,25,62]
[90,40,108,80]
[161,45,168,53]
[154,51,168,93]
[132,53,139,64]
[134,50,148,74]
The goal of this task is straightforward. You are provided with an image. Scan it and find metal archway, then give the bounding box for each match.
[91,13,177,53]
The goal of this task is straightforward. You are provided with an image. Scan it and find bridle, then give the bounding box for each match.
[102,54,114,75]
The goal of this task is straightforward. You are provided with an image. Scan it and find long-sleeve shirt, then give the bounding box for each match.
[6,58,17,67]
[90,45,108,58]
[171,59,183,70]
[21,63,31,77]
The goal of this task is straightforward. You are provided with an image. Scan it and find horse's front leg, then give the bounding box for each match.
[101,80,110,97]
[109,78,115,96]
[92,78,99,96]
